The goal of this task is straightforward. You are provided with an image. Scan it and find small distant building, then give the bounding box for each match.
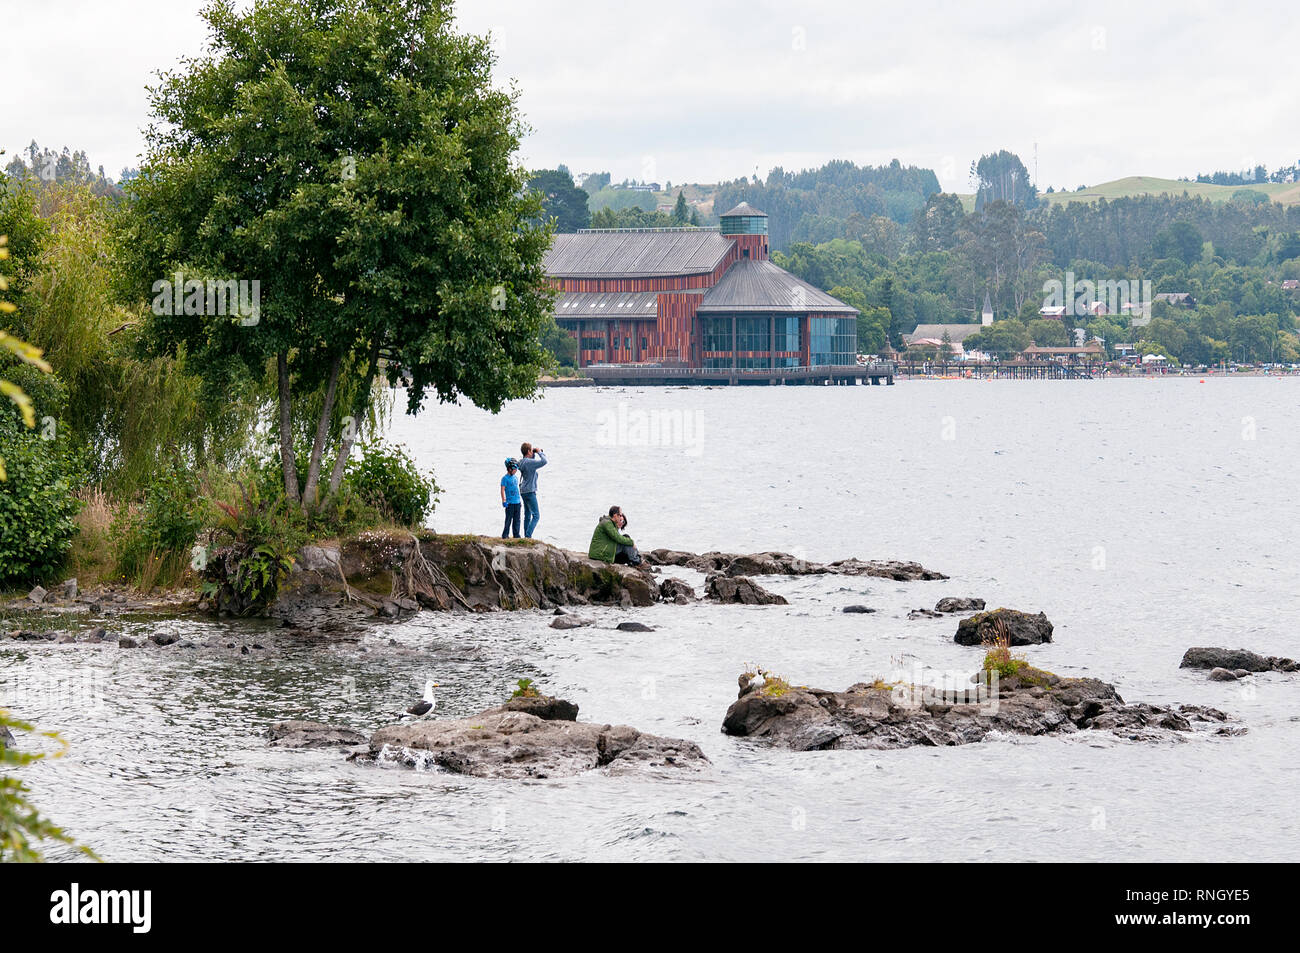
[1155,292,1196,307]
[1282,279,1300,291]
[981,292,994,326]
[904,323,987,358]
[1039,305,1069,320]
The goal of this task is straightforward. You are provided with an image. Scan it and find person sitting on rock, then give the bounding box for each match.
[588,506,641,565]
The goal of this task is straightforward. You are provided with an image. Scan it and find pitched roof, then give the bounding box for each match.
[905,324,986,344]
[551,290,666,320]
[718,201,768,218]
[544,230,733,278]
[696,259,856,314]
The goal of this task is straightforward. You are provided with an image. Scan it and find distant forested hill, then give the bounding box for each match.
[713,159,941,251]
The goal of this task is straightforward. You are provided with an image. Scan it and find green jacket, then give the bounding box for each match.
[588,515,634,563]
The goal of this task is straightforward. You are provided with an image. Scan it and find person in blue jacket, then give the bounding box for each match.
[500,458,522,538]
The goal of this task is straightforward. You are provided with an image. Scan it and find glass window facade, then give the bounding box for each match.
[720,216,768,235]
[809,316,856,366]
[702,314,803,368]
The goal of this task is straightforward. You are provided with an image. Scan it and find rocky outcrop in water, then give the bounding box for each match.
[358,708,707,779]
[645,549,946,581]
[704,574,788,605]
[268,721,368,748]
[722,667,1238,750]
[954,608,1053,646]
[935,597,985,613]
[1180,647,1297,673]
[215,533,664,627]
[658,577,695,604]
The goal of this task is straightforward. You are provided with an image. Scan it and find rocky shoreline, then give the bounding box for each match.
[722,666,1242,751]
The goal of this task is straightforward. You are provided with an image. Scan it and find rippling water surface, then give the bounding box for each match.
[4,379,1299,861]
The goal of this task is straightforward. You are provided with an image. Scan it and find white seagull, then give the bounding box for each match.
[406,680,440,717]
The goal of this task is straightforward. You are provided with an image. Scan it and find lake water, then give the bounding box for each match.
[5,379,1299,861]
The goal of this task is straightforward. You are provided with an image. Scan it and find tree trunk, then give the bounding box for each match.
[324,340,381,502]
[277,351,301,503]
[301,354,343,512]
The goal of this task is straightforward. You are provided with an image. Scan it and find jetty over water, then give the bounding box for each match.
[579,362,896,386]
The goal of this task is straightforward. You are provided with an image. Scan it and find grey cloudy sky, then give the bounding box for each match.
[4,0,1297,192]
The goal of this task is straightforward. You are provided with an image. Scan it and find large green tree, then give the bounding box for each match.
[126,0,554,512]
[530,166,589,233]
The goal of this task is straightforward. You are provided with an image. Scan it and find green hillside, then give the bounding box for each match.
[957,176,1300,212]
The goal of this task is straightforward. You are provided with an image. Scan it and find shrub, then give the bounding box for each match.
[0,363,83,586]
[112,464,205,585]
[345,441,437,527]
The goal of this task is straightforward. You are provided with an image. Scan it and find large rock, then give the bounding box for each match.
[954,608,1053,646]
[1180,647,1297,673]
[935,597,985,613]
[225,533,661,625]
[658,577,695,604]
[362,710,708,779]
[550,615,594,630]
[268,721,368,748]
[704,574,788,606]
[644,549,946,581]
[722,667,1235,751]
[488,695,580,721]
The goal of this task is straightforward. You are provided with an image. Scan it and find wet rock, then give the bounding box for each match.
[616,621,655,632]
[644,549,946,580]
[722,666,1234,751]
[85,627,107,641]
[268,721,367,749]
[15,630,54,641]
[658,577,695,604]
[550,615,594,630]
[56,633,77,644]
[704,574,788,606]
[842,605,876,614]
[1208,668,1241,682]
[27,586,48,605]
[364,710,707,779]
[935,597,985,613]
[954,608,1053,646]
[61,578,78,600]
[150,632,180,647]
[118,637,140,648]
[908,608,942,619]
[1180,647,1297,673]
[489,695,580,721]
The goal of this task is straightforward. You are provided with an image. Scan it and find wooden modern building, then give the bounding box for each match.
[546,203,859,369]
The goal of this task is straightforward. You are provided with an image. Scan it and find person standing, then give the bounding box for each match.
[517,442,547,538]
[500,458,522,538]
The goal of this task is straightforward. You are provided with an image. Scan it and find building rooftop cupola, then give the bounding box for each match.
[719,202,768,235]
[719,202,769,260]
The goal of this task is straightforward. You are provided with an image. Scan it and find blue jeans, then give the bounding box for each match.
[502,503,521,538]
[521,492,540,538]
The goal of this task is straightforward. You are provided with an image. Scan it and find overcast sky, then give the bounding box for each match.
[3,0,1297,193]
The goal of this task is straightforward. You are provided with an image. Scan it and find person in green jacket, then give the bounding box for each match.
[588,506,640,565]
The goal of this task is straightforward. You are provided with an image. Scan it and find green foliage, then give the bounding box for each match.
[530,167,590,233]
[1,709,99,862]
[511,678,540,699]
[0,361,84,585]
[345,441,437,527]
[111,464,205,583]
[126,0,555,512]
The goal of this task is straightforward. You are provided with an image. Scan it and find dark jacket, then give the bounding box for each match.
[588,515,634,563]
